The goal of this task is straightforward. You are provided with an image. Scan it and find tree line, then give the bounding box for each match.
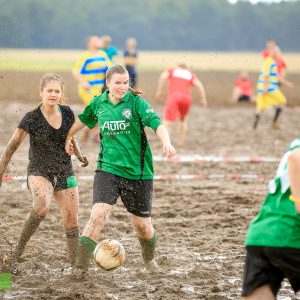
[0,0,299,51]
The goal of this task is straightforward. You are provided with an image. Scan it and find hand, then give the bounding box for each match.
[77,155,89,167]
[163,143,176,158]
[285,81,294,89]
[65,140,74,156]
[81,81,91,91]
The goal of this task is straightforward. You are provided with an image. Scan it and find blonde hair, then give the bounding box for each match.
[102,35,112,43]
[106,65,143,96]
[40,73,66,104]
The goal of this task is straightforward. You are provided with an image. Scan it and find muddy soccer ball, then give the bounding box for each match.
[94,239,126,270]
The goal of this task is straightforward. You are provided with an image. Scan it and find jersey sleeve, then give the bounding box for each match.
[62,105,75,126]
[111,47,119,56]
[78,96,99,129]
[101,50,113,67]
[72,53,86,74]
[135,96,162,131]
[17,112,32,133]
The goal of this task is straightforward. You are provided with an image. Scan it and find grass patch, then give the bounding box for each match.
[1,48,300,73]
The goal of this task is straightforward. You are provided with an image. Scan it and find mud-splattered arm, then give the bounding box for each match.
[0,128,28,186]
[71,138,89,167]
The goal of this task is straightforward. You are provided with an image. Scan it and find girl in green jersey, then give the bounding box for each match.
[65,65,176,277]
[242,138,300,299]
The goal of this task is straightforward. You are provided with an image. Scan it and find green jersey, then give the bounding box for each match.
[245,138,300,248]
[78,90,162,179]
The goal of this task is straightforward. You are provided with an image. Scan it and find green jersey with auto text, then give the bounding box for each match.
[78,90,162,179]
[245,137,300,248]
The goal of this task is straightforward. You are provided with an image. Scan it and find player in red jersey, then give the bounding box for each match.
[273,46,294,89]
[231,71,254,103]
[156,64,207,146]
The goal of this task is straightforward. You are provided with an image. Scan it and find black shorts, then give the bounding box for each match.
[93,170,153,217]
[28,170,78,191]
[242,246,300,297]
[238,95,250,102]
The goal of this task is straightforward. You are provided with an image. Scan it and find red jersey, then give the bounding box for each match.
[234,79,253,96]
[261,49,287,77]
[276,57,287,77]
[262,48,270,58]
[167,68,196,97]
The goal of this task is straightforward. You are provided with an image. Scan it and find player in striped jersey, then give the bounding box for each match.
[253,47,286,130]
[73,36,112,142]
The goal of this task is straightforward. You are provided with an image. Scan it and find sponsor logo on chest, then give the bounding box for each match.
[99,108,132,135]
[101,120,130,131]
[122,108,132,119]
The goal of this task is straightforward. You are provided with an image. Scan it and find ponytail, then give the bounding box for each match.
[128,87,143,96]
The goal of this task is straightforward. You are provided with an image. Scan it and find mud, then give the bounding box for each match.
[1,97,300,299]
[0,70,300,106]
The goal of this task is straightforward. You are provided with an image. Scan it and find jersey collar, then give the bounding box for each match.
[101,90,130,103]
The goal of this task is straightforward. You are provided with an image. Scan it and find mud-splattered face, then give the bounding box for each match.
[40,80,62,106]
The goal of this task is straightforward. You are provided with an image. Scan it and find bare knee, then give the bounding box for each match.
[132,218,153,239]
[31,186,52,217]
[33,199,51,216]
[89,207,111,228]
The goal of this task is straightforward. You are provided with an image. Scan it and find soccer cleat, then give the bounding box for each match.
[272,122,280,130]
[144,259,160,273]
[71,267,88,280]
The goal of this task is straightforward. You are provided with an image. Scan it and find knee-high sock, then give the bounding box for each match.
[273,107,282,124]
[253,113,260,129]
[13,210,45,261]
[65,227,79,266]
[138,232,157,262]
[75,236,97,270]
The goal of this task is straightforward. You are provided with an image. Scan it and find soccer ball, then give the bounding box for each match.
[94,239,125,270]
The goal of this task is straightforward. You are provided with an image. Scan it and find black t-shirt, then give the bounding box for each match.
[18,105,75,174]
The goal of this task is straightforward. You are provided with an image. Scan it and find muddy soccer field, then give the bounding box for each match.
[1,70,300,299]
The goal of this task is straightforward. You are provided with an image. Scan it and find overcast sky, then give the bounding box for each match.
[228,0,287,4]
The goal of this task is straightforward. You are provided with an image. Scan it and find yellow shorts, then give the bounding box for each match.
[256,90,286,111]
[78,86,102,106]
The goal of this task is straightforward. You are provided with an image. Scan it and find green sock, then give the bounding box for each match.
[65,227,79,266]
[75,236,97,270]
[13,210,45,262]
[138,232,157,263]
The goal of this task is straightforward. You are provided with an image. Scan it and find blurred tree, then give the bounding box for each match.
[0,0,299,50]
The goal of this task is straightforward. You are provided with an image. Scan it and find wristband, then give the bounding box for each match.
[289,194,300,203]
[67,135,73,141]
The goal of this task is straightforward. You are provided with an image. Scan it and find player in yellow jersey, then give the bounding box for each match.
[73,36,112,142]
[253,45,286,130]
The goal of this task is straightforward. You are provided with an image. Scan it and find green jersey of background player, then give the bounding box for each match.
[65,64,176,277]
[242,137,300,299]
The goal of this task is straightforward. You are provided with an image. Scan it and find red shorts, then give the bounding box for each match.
[164,95,192,122]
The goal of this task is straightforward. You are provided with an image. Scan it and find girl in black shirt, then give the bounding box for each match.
[0,73,87,273]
